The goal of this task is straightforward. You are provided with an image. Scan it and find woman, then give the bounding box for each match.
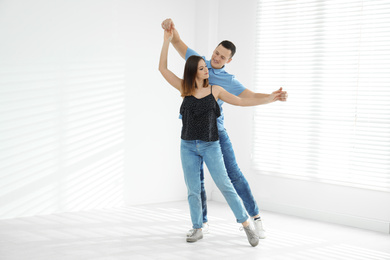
[159,30,280,247]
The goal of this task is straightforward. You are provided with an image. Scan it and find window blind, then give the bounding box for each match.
[253,0,390,192]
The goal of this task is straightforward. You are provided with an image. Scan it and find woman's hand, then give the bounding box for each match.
[161,18,175,31]
[164,29,173,42]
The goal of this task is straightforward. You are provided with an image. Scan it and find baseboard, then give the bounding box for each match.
[211,190,390,234]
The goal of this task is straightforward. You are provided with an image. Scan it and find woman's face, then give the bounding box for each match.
[196,59,209,80]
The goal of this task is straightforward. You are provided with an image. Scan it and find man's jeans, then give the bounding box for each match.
[180,139,248,229]
[200,129,260,222]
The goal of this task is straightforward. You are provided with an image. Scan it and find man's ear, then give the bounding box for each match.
[226,58,232,64]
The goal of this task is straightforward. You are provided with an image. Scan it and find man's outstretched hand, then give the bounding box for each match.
[271,87,288,102]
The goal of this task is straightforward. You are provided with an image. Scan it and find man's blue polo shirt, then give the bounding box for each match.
[185,48,246,130]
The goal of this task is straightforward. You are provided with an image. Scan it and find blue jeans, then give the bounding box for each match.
[200,129,260,220]
[180,139,248,229]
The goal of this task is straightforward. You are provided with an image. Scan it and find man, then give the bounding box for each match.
[161,18,287,239]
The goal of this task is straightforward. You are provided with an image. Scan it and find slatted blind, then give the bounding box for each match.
[253,0,390,191]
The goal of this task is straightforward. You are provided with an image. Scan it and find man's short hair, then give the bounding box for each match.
[218,40,236,58]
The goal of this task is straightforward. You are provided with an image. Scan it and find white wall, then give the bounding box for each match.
[212,0,390,233]
[0,0,196,219]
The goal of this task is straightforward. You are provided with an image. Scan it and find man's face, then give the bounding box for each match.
[210,45,232,69]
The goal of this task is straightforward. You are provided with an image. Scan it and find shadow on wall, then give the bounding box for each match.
[0,60,127,219]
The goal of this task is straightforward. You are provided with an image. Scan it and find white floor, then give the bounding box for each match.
[0,201,389,260]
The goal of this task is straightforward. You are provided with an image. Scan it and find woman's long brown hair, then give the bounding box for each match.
[181,55,209,97]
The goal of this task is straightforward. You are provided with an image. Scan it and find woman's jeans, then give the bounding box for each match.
[180,139,248,229]
[200,129,259,223]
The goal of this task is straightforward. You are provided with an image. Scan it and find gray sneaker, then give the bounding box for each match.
[186,229,203,243]
[243,225,259,247]
[186,223,209,237]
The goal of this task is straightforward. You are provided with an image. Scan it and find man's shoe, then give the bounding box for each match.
[243,225,259,247]
[186,229,203,243]
[202,222,209,234]
[253,218,266,239]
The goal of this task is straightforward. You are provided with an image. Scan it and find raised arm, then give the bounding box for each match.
[158,30,182,91]
[161,18,188,60]
[214,85,283,106]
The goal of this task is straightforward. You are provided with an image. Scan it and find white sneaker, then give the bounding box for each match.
[253,218,266,239]
[202,223,209,234]
[187,223,209,237]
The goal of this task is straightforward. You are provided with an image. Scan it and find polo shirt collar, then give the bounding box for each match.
[206,59,225,74]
